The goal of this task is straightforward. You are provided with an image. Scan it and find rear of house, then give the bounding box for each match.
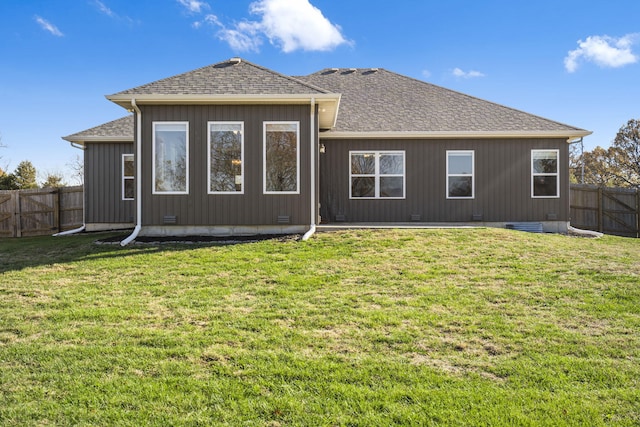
[62,58,590,240]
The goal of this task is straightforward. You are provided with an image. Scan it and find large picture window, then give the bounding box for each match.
[153,122,188,194]
[122,154,134,200]
[447,150,474,199]
[264,122,299,194]
[532,149,559,198]
[208,122,244,194]
[350,151,405,199]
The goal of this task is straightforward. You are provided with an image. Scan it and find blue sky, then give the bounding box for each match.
[1,0,639,183]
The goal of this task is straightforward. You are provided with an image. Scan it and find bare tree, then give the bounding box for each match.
[67,154,84,186]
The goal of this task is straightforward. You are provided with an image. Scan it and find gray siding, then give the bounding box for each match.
[319,138,569,223]
[85,142,135,224]
[139,104,314,226]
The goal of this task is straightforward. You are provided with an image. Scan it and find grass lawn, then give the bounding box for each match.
[0,228,639,426]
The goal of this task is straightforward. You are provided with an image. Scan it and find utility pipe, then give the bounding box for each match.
[121,99,142,246]
[302,98,316,241]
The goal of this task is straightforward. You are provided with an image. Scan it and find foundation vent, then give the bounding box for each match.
[410,214,421,222]
[163,215,177,224]
[277,215,290,224]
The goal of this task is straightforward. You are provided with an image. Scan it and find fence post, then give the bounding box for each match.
[597,187,603,233]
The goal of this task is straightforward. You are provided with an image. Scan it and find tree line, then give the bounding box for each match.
[570,119,640,189]
[0,160,67,190]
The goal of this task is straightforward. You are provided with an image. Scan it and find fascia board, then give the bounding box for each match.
[106,93,341,130]
[319,130,593,141]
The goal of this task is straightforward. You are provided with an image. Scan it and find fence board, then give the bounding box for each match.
[571,184,639,238]
[0,186,83,238]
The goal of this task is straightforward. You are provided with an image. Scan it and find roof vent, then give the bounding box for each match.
[370,68,379,72]
[229,57,242,64]
[348,68,357,73]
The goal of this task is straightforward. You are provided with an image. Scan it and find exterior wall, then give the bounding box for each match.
[319,138,569,224]
[139,104,314,228]
[84,141,135,225]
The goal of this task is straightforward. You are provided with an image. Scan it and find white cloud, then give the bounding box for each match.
[95,0,115,17]
[199,0,348,53]
[452,67,485,79]
[248,0,347,53]
[422,70,431,79]
[34,16,63,37]
[565,34,639,73]
[177,0,209,14]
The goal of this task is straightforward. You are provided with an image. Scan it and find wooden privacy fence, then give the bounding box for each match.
[0,186,83,238]
[570,184,639,238]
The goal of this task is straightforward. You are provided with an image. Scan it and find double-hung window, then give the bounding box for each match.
[532,149,559,198]
[264,122,299,194]
[350,151,405,199]
[153,122,189,194]
[447,150,474,199]
[208,122,244,194]
[122,154,134,200]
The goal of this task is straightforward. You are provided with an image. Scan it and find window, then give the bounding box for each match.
[153,122,188,194]
[264,122,299,194]
[208,122,244,194]
[447,150,474,199]
[122,154,134,200]
[350,151,405,199]
[532,149,559,198]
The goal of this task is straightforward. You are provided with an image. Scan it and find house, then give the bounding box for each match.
[62,58,591,242]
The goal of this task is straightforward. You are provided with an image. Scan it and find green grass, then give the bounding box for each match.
[0,228,639,426]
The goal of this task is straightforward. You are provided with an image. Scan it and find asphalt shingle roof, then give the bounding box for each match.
[63,115,133,142]
[66,59,589,140]
[298,68,586,133]
[111,59,329,96]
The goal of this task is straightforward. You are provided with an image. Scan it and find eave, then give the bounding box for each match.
[61,135,134,146]
[106,93,342,130]
[319,130,593,142]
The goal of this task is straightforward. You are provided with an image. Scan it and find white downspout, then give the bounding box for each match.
[302,98,316,241]
[121,99,142,246]
[54,144,86,236]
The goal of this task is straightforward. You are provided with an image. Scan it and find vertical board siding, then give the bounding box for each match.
[320,138,569,223]
[140,104,312,226]
[85,142,135,224]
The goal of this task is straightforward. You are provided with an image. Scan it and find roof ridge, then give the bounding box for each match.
[237,58,332,94]
[110,58,333,96]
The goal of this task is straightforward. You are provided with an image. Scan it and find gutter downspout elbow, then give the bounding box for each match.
[121,99,143,246]
[302,97,317,242]
[54,145,86,236]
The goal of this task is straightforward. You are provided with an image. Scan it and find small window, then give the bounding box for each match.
[532,149,559,198]
[447,150,474,199]
[153,122,188,194]
[350,151,405,199]
[208,122,244,194]
[264,122,299,194]
[122,154,134,200]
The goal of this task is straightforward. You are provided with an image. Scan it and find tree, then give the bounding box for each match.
[608,118,640,188]
[41,172,66,188]
[67,154,84,186]
[13,160,38,189]
[574,119,640,188]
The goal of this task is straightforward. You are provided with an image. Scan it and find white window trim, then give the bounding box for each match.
[531,149,560,198]
[263,121,300,195]
[349,150,406,199]
[152,121,189,195]
[446,150,475,199]
[122,154,135,201]
[207,121,244,195]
